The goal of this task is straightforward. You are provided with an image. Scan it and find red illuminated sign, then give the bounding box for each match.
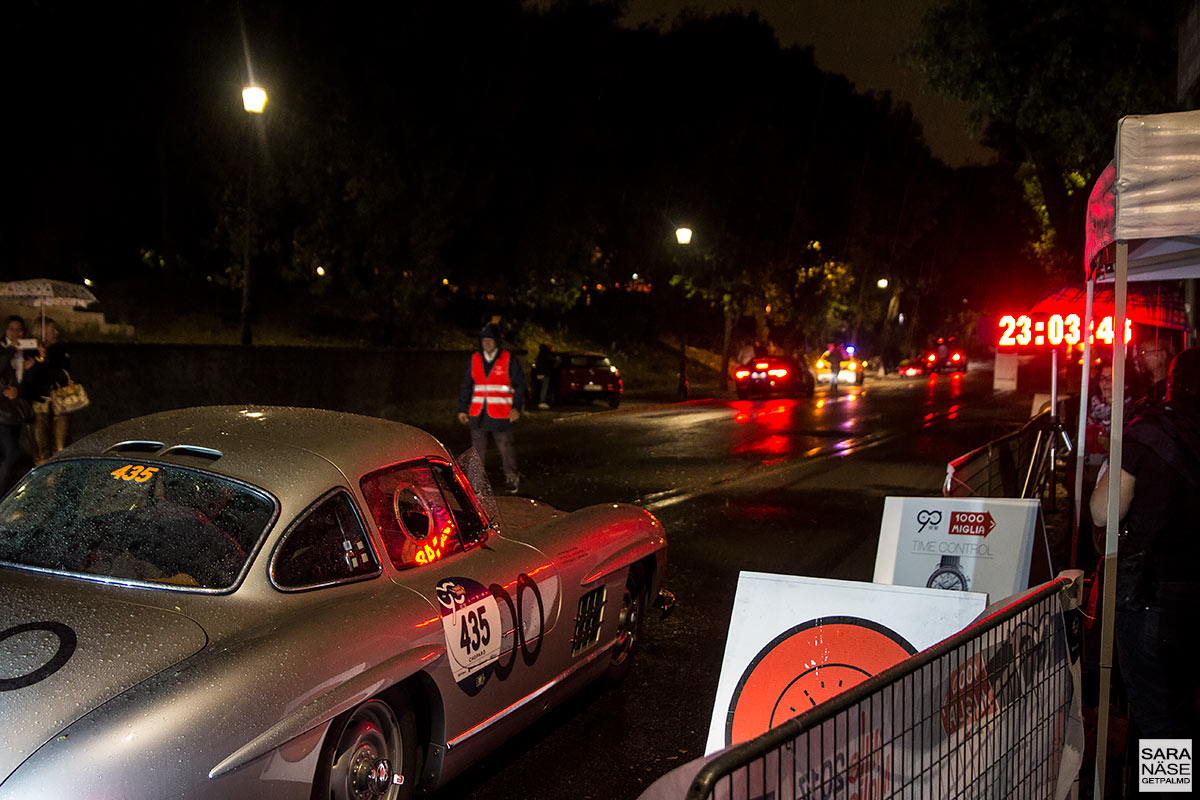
[997,313,1132,349]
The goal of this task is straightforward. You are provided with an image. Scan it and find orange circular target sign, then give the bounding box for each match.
[726,616,916,747]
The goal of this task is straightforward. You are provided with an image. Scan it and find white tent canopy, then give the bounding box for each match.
[1086,109,1200,281]
[1080,109,1200,792]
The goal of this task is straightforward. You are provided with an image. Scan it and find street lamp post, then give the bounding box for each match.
[240,85,267,346]
[675,227,692,401]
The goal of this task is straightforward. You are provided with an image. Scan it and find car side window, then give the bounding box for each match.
[272,491,380,590]
[429,460,489,544]
[361,462,465,570]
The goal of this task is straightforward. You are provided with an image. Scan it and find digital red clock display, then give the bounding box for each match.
[997,313,1132,348]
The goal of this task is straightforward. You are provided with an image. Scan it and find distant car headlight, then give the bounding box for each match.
[846,362,857,371]
[815,360,827,369]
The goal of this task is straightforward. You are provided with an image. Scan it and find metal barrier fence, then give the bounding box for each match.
[943,409,1055,499]
[682,573,1083,800]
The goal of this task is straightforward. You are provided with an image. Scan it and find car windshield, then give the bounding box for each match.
[0,459,276,591]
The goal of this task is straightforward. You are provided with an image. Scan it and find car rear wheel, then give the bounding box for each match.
[320,696,416,800]
[608,393,621,409]
[605,565,646,684]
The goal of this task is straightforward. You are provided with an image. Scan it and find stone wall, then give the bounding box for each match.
[60,344,486,438]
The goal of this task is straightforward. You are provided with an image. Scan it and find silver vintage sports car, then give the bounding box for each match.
[0,406,669,799]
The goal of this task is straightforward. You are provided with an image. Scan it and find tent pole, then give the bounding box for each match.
[1071,278,1096,567]
[1094,240,1128,797]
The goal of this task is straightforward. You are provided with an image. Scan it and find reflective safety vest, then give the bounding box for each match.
[469,350,514,419]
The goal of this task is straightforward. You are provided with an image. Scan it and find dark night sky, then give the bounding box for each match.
[621,0,994,167]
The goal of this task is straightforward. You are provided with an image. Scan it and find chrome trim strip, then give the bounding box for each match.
[446,638,616,750]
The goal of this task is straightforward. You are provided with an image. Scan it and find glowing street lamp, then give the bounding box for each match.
[674,227,693,399]
[239,84,267,345]
[242,86,268,113]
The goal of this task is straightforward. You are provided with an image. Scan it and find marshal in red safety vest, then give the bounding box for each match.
[469,350,515,419]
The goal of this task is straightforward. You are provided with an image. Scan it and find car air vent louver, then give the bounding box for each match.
[160,446,223,461]
[571,585,606,656]
[105,441,165,455]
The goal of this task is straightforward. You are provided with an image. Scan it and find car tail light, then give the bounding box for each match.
[735,369,750,379]
[767,368,788,378]
[754,362,769,370]
[951,353,962,362]
[926,353,937,362]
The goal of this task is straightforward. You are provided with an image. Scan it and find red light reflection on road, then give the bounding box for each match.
[732,399,800,459]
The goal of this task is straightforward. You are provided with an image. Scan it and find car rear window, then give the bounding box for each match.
[0,459,276,591]
[564,355,612,369]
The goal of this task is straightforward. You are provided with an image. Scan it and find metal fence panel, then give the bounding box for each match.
[679,575,1083,800]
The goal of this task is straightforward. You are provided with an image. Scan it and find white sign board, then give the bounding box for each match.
[994,352,1019,391]
[704,572,986,755]
[874,496,1040,602]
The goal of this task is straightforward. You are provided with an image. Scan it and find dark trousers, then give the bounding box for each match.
[1116,602,1200,740]
[469,426,518,487]
[0,423,21,493]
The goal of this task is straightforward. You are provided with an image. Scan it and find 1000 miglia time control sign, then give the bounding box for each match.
[997,313,1132,349]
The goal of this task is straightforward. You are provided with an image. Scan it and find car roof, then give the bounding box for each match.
[59,406,451,499]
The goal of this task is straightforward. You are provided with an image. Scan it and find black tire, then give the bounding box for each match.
[605,565,647,685]
[608,393,621,409]
[316,695,417,800]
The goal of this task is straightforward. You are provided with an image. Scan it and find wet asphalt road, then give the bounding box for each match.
[426,368,1035,800]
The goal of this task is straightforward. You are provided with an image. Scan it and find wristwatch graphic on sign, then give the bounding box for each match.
[926,555,968,591]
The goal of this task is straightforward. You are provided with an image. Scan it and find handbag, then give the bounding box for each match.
[0,395,34,425]
[50,372,90,415]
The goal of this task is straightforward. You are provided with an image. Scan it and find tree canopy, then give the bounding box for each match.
[4,0,1040,354]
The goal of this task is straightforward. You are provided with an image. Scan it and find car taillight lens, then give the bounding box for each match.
[927,354,936,362]
[735,369,750,379]
[951,353,962,362]
[767,368,788,378]
[754,362,769,370]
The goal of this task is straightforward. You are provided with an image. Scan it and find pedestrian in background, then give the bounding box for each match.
[457,323,526,494]
[532,343,557,410]
[25,318,73,463]
[1,316,33,494]
[1090,346,1200,742]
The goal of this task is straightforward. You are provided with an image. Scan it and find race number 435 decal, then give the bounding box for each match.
[435,574,551,696]
[436,578,501,684]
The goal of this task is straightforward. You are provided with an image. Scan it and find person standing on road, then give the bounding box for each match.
[532,343,557,410]
[1090,346,1200,742]
[457,323,526,494]
[25,318,73,463]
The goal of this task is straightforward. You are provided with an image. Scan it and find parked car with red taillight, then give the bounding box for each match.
[733,355,815,400]
[546,351,623,409]
[923,337,967,374]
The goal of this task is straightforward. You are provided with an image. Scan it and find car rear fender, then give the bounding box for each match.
[581,538,665,592]
[208,641,445,779]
